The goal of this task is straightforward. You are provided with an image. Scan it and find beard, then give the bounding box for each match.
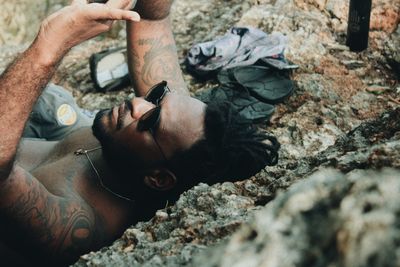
[91,109,177,208]
[92,109,146,185]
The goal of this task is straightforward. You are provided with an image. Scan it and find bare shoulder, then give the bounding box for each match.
[0,164,107,264]
[17,127,95,170]
[17,138,58,170]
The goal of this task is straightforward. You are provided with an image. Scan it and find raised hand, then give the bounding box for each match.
[37,0,140,57]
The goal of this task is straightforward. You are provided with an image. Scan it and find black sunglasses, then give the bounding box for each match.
[137,80,170,131]
[136,81,170,162]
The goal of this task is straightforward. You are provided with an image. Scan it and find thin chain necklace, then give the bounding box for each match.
[74,147,134,202]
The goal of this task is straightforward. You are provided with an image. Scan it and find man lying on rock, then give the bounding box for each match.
[0,0,279,265]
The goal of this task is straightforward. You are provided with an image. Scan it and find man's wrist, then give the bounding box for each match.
[30,35,67,67]
[133,0,173,20]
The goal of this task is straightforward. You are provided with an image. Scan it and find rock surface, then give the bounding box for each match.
[0,0,399,266]
[73,107,400,267]
[192,168,400,267]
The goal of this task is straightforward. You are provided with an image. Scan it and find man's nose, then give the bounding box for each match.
[131,97,156,119]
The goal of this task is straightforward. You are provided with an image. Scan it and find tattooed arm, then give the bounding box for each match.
[0,1,137,263]
[127,0,189,96]
[0,1,139,180]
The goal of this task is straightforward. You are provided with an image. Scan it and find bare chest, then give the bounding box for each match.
[17,136,94,198]
[16,133,135,233]
[32,153,94,199]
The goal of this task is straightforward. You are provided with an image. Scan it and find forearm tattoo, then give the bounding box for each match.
[132,36,187,94]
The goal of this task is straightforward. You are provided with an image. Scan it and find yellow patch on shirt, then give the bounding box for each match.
[57,104,77,126]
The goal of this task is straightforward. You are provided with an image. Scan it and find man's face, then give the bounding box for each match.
[92,92,206,180]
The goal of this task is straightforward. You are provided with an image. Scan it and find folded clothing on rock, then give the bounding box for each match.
[195,85,275,123]
[187,26,297,123]
[185,26,297,79]
[217,65,294,104]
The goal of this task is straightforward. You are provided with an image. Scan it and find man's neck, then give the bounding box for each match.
[75,130,135,202]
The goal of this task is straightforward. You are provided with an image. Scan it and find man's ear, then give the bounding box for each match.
[143,168,177,191]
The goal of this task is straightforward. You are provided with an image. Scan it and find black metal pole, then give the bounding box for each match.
[346,0,372,52]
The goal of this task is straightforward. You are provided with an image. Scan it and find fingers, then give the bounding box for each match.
[84,0,132,10]
[88,4,140,21]
[108,9,140,21]
[106,0,132,9]
[71,0,87,5]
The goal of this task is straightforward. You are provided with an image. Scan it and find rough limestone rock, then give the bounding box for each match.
[0,0,399,266]
[75,182,255,267]
[73,107,400,266]
[192,168,400,267]
[0,0,68,46]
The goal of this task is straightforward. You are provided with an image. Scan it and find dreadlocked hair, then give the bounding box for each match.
[169,101,280,195]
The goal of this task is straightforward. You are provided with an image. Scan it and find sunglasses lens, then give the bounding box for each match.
[145,81,168,104]
[137,106,162,131]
